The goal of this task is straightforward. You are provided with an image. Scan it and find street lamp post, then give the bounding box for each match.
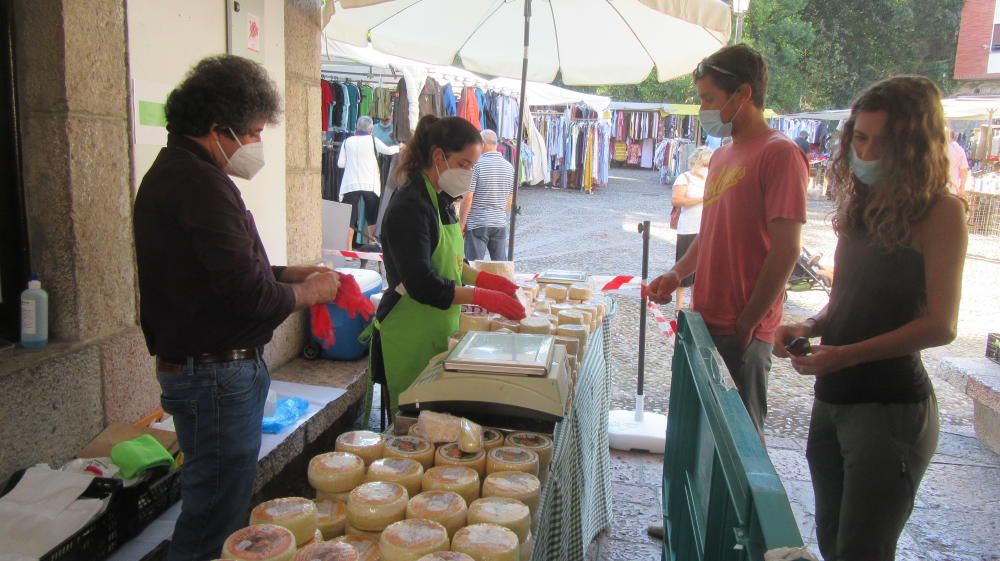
[733,0,750,42]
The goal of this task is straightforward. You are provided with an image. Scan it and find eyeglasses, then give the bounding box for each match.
[694,61,739,80]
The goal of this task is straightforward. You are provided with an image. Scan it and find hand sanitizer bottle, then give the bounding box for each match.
[21,275,48,348]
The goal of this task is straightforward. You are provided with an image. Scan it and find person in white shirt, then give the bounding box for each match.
[338,116,400,247]
[947,130,970,195]
[671,146,713,310]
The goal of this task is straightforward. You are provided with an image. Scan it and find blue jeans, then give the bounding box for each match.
[157,357,270,561]
[464,226,508,261]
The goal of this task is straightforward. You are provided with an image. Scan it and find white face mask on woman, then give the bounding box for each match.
[217,128,265,180]
[435,155,473,198]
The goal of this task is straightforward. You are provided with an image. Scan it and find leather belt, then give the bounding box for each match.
[157,347,261,371]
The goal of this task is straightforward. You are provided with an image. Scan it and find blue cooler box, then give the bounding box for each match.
[306,267,383,360]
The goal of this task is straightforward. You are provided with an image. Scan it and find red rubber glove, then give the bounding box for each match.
[473,288,526,320]
[334,274,375,320]
[311,304,336,349]
[475,270,519,296]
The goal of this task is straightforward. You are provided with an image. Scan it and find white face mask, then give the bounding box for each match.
[435,155,473,198]
[699,95,746,138]
[217,128,265,180]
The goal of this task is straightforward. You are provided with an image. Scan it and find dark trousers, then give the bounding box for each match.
[157,358,270,561]
[712,335,773,434]
[807,395,938,561]
[465,226,509,262]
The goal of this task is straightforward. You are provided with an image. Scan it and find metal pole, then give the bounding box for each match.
[735,12,745,43]
[507,0,531,260]
[636,220,650,421]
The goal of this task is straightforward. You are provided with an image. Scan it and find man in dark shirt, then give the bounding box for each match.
[795,130,812,155]
[134,56,340,561]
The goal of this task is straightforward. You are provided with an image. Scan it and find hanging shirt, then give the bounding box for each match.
[321,81,334,132]
[373,122,395,147]
[442,84,457,116]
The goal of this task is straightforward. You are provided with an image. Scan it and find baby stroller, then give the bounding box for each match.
[787,247,833,294]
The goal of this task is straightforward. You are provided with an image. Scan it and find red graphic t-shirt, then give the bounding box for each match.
[693,129,808,343]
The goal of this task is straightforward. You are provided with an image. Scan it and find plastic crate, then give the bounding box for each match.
[988,333,1000,365]
[2,469,124,561]
[119,467,182,539]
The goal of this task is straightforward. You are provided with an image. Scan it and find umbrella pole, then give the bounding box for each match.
[507,0,532,260]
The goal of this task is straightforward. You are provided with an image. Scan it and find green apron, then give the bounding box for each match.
[373,175,463,416]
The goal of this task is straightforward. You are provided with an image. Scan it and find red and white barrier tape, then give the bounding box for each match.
[647,300,678,344]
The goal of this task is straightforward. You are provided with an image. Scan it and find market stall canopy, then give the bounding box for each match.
[608,101,677,113]
[488,77,611,113]
[785,98,1000,122]
[325,0,731,85]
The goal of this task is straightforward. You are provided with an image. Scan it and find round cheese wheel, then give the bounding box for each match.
[486,447,539,477]
[489,316,520,332]
[310,452,367,493]
[568,283,592,301]
[451,524,519,561]
[299,528,324,549]
[408,423,432,441]
[557,310,586,326]
[346,524,383,541]
[556,324,588,343]
[336,431,385,466]
[316,490,352,504]
[531,299,551,314]
[348,482,409,531]
[222,524,296,561]
[434,443,486,479]
[384,436,435,470]
[406,490,468,538]
[421,466,480,506]
[473,260,515,280]
[250,497,319,546]
[467,497,531,542]
[570,309,593,331]
[482,428,505,453]
[520,532,533,561]
[416,552,475,561]
[518,317,551,335]
[574,304,599,331]
[517,282,538,302]
[544,284,568,302]
[315,497,348,540]
[459,312,491,334]
[550,303,575,316]
[379,519,450,561]
[332,535,380,561]
[504,433,553,472]
[293,540,359,561]
[367,458,424,497]
[482,472,541,516]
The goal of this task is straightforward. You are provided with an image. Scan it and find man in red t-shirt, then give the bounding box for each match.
[650,45,808,435]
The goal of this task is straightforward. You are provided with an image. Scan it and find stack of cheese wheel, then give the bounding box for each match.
[347,482,409,536]
[550,302,575,315]
[467,497,530,545]
[482,428,505,452]
[568,283,592,302]
[336,431,385,466]
[384,436,436,470]
[473,260,515,280]
[417,552,475,561]
[367,458,424,497]
[531,313,558,331]
[556,324,588,348]
[434,443,486,479]
[482,472,541,519]
[489,316,520,333]
[518,317,551,335]
[575,304,600,331]
[315,497,348,540]
[250,497,318,547]
[379,519,450,561]
[554,336,580,360]
[544,284,568,302]
[505,433,553,483]
[406,490,468,538]
[422,466,480,507]
[520,532,534,561]
[459,312,491,334]
[452,524,520,561]
[332,535,380,561]
[556,310,586,327]
[486,447,539,477]
[222,524,297,561]
[293,540,359,561]
[310,452,366,495]
[532,299,551,314]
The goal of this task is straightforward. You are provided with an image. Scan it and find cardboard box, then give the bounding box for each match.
[77,422,179,459]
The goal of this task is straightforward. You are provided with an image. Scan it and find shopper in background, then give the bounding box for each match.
[338,115,400,248]
[461,129,514,261]
[795,130,812,155]
[947,129,970,195]
[774,76,966,561]
[670,145,712,310]
[134,55,340,561]
[648,44,808,437]
[370,116,526,416]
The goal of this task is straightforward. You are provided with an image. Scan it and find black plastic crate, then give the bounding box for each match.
[119,467,182,539]
[2,469,124,561]
[988,333,1000,365]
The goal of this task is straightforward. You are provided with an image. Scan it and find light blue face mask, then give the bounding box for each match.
[849,146,882,187]
[699,95,746,138]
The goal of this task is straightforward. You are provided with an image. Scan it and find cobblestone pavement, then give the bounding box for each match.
[514,168,1000,561]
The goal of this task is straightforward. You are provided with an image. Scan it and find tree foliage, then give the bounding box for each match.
[582,0,964,113]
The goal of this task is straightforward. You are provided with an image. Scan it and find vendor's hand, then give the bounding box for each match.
[648,271,680,304]
[282,265,333,283]
[773,322,813,358]
[473,288,526,320]
[476,271,518,296]
[734,316,757,352]
[790,345,847,377]
[304,271,341,304]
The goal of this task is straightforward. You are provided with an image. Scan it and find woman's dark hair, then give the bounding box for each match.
[395,115,483,184]
[165,55,282,136]
[693,44,768,108]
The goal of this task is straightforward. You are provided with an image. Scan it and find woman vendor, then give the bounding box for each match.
[370,115,527,415]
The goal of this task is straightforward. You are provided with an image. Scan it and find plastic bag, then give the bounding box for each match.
[262,397,309,434]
